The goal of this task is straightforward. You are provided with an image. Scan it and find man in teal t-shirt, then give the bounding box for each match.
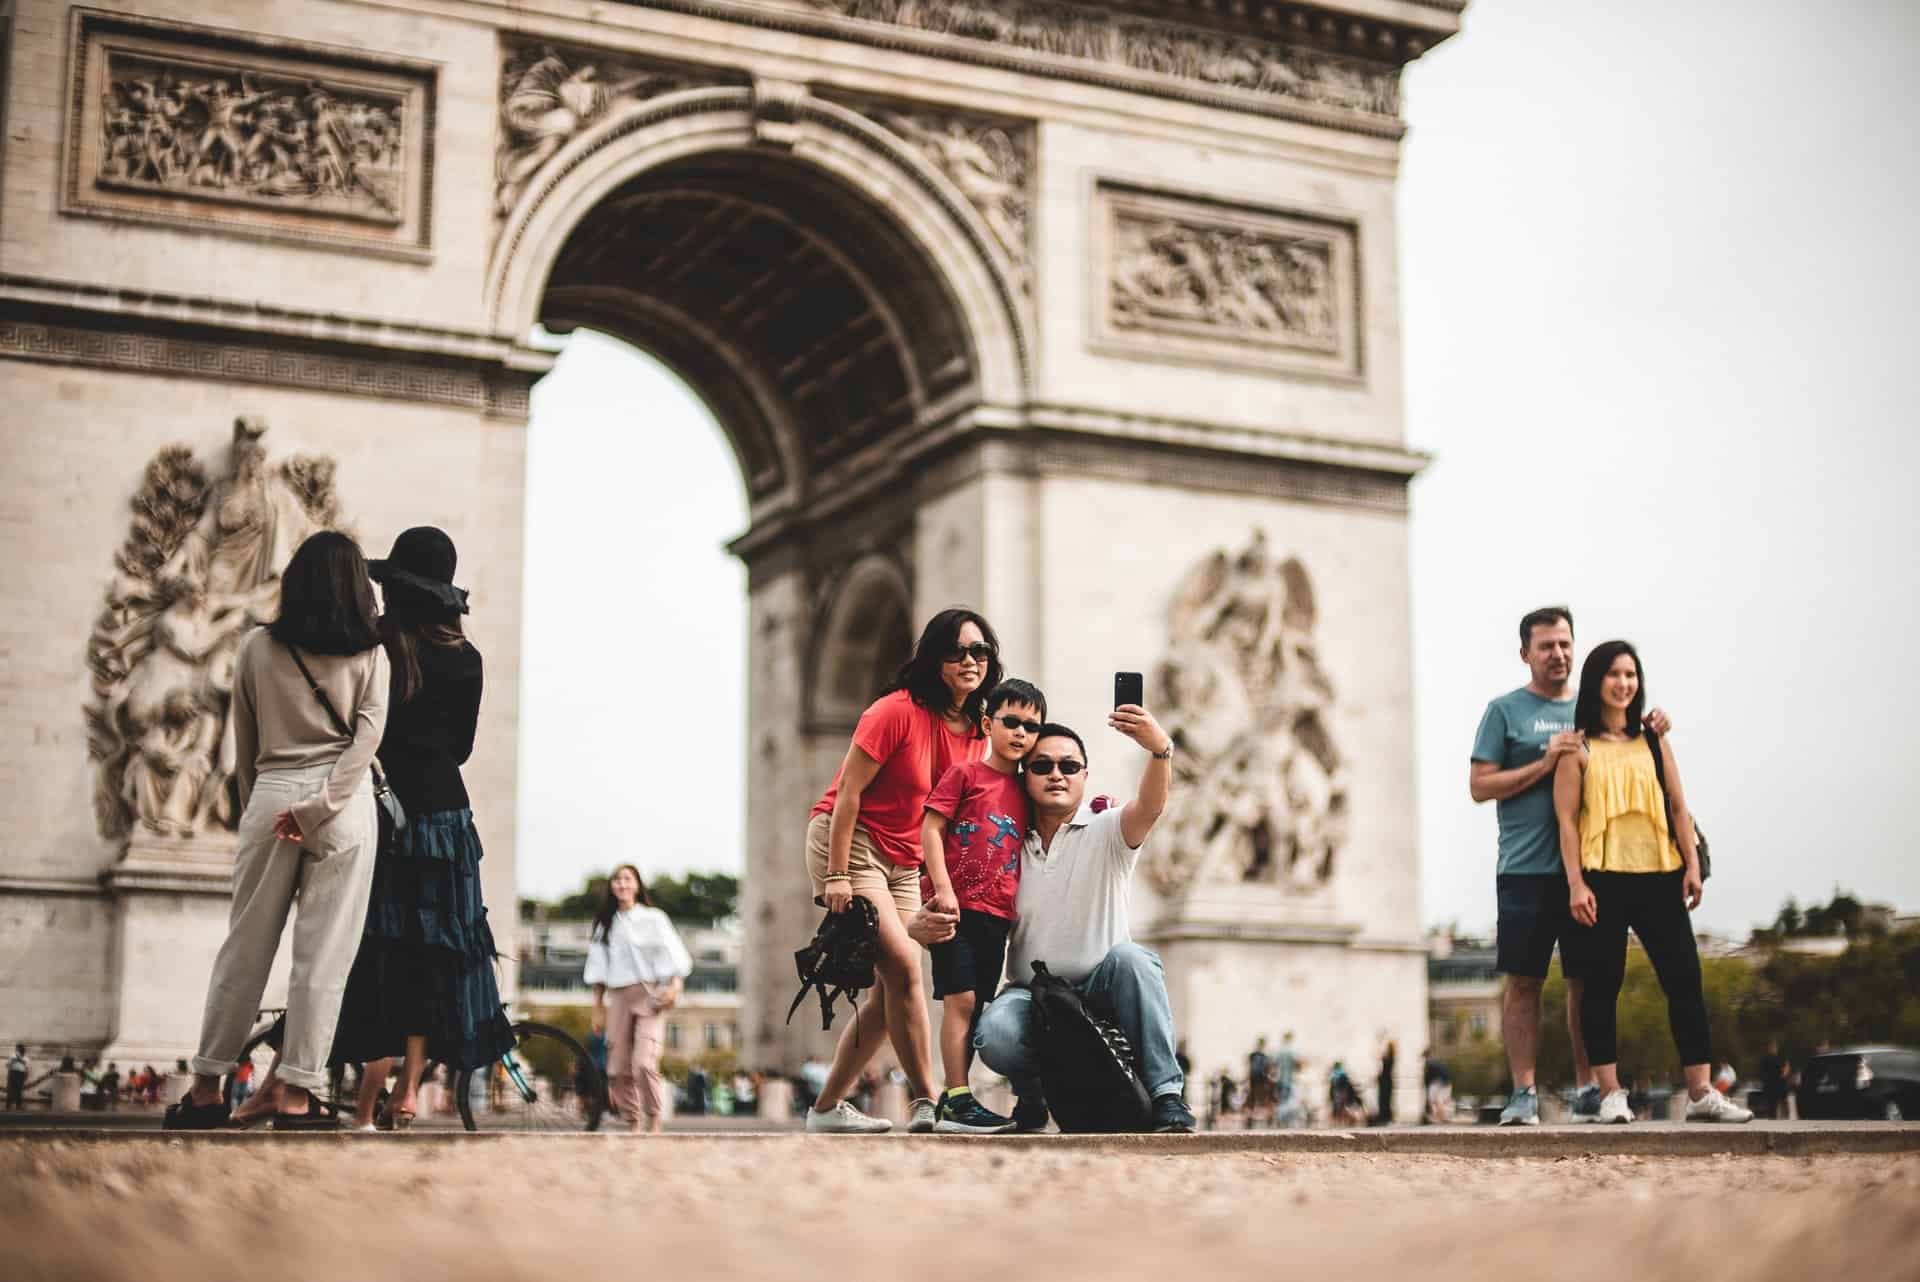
[1469,606,1591,1125]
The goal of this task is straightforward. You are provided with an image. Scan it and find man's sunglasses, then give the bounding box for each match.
[996,715,1043,735]
[944,643,996,664]
[1026,757,1085,777]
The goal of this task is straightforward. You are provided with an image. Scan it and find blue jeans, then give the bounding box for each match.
[973,942,1184,1100]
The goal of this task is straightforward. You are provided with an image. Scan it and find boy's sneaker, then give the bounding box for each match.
[1685,1088,1754,1124]
[906,1096,938,1133]
[1152,1095,1197,1134]
[1011,1093,1050,1134]
[1597,1088,1633,1124]
[1497,1086,1539,1127]
[1572,1083,1603,1122]
[805,1100,892,1134]
[933,1088,1016,1134]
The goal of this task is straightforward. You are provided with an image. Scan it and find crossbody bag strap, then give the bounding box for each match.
[1643,727,1679,852]
[283,641,388,790]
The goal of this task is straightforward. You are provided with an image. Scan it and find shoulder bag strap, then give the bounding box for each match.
[283,641,389,790]
[1643,727,1680,850]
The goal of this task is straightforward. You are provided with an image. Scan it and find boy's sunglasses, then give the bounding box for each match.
[944,643,996,664]
[996,715,1043,735]
[1026,757,1085,777]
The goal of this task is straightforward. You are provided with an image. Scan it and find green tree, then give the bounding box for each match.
[647,872,739,924]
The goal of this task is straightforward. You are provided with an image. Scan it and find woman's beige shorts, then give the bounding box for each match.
[805,812,921,915]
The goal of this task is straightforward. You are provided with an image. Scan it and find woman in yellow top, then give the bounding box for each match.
[1554,640,1750,1124]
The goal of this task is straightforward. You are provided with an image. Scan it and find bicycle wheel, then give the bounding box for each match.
[454,1022,605,1133]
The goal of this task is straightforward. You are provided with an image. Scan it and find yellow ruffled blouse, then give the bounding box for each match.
[1578,736,1682,873]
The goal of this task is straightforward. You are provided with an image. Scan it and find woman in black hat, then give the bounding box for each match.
[330,526,516,1129]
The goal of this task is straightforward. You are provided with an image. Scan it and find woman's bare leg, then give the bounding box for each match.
[356,1057,393,1124]
[868,895,937,1101]
[813,973,891,1111]
[394,1036,427,1113]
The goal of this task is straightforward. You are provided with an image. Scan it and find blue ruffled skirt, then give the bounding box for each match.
[330,808,516,1070]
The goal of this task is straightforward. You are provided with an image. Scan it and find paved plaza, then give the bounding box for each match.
[3,1127,1916,1282]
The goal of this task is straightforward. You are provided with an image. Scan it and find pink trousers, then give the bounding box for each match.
[606,983,669,1131]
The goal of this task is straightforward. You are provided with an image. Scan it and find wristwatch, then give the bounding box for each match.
[1151,744,1174,760]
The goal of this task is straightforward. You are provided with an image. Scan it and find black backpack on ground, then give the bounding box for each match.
[786,898,880,1034]
[1027,961,1153,1133]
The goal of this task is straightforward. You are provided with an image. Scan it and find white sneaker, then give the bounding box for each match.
[1685,1088,1754,1124]
[1597,1088,1633,1124]
[805,1100,892,1134]
[906,1096,938,1133]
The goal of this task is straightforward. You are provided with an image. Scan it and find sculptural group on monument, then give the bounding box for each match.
[1149,531,1349,897]
[86,419,344,845]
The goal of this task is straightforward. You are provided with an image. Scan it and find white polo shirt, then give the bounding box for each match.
[1005,807,1143,987]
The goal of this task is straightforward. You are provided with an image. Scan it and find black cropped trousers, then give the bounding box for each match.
[1562,869,1712,1069]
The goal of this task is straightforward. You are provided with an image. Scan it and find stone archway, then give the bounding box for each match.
[494,86,1030,1067]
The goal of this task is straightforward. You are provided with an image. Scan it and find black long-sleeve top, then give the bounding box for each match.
[377,639,483,816]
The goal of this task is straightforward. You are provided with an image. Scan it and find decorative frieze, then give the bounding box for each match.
[873,109,1032,290]
[800,0,1401,119]
[1148,530,1349,898]
[1093,183,1360,379]
[496,41,734,222]
[63,10,436,258]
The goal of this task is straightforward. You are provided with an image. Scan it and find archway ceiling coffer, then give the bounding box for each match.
[604,0,1434,131]
[544,163,973,479]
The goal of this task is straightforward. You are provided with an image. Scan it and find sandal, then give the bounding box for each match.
[388,1105,415,1133]
[270,1097,343,1131]
[161,1091,231,1131]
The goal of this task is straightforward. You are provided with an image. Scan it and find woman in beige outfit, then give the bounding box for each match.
[164,531,390,1131]
[587,865,692,1134]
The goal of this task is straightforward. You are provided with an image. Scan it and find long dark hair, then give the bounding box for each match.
[268,532,380,656]
[590,864,652,941]
[887,608,1002,730]
[1573,640,1646,736]
[382,613,466,703]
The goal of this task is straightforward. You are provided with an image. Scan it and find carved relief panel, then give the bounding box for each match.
[63,10,436,258]
[86,420,347,850]
[495,40,738,227]
[1092,183,1361,380]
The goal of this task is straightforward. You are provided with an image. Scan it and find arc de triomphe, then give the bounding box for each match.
[0,0,1461,1113]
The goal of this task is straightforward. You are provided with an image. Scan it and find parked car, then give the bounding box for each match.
[1797,1046,1920,1121]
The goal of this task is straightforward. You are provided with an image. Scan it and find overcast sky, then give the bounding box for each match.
[518,0,1920,936]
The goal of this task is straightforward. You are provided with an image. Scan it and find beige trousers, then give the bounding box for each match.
[190,763,377,1093]
[606,982,670,1129]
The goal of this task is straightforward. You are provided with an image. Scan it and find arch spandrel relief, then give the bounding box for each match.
[86,419,346,848]
[1149,530,1349,899]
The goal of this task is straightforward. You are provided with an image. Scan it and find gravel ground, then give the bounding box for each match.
[3,1138,1917,1282]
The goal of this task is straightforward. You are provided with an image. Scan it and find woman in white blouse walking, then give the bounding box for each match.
[587,865,693,1134]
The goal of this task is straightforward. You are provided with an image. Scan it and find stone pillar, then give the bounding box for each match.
[99,840,239,1066]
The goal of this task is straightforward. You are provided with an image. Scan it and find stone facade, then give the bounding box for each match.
[0,0,1462,1116]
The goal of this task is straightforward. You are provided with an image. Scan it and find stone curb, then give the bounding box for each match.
[4,1124,1914,1157]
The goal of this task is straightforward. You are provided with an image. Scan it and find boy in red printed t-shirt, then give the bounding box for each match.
[920,678,1047,1134]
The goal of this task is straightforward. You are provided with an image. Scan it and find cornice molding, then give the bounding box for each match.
[0,275,548,419]
[604,0,1442,138]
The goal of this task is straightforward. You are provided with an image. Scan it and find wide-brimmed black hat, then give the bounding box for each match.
[369,526,469,615]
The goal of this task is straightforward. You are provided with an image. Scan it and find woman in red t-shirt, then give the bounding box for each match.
[803,608,1001,1134]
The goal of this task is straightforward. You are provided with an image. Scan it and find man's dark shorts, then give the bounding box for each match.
[1496,874,1582,979]
[930,909,1013,1003]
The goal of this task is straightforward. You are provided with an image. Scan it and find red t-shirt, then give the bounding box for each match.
[921,760,1029,920]
[812,690,981,868]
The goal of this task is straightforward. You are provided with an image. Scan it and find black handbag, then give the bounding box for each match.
[785,898,879,1034]
[1644,727,1709,880]
[283,642,405,843]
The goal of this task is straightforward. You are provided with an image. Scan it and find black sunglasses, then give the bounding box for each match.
[996,714,1043,735]
[1026,757,1084,777]
[944,643,996,664]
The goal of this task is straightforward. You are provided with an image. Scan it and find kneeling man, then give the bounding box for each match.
[964,705,1194,1133]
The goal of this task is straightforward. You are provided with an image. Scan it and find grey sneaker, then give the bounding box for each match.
[1572,1083,1603,1121]
[907,1096,938,1133]
[1685,1088,1754,1124]
[1497,1086,1540,1127]
[804,1100,892,1134]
